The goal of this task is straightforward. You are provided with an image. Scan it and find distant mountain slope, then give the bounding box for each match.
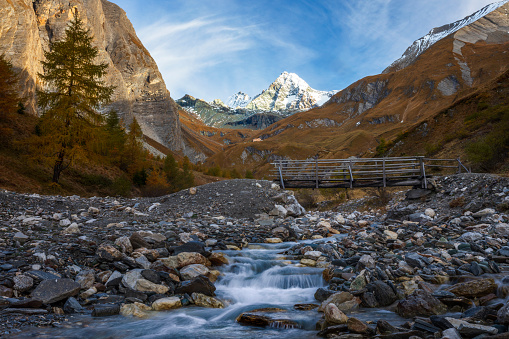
[179,72,337,129]
[384,0,509,73]
[205,2,509,175]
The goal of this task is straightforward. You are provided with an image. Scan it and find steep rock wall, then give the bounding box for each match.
[0,0,184,152]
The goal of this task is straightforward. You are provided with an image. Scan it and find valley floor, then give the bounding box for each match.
[0,175,509,338]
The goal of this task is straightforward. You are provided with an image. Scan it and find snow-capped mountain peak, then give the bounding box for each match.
[226,92,251,109]
[246,71,338,111]
[384,0,509,73]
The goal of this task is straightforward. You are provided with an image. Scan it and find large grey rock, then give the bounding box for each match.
[31,279,81,304]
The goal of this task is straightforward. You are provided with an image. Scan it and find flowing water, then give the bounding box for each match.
[15,236,413,338]
[18,240,332,339]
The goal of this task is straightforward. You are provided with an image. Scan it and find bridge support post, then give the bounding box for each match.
[348,160,353,189]
[419,157,427,189]
[278,163,285,190]
[315,158,319,189]
[382,158,386,188]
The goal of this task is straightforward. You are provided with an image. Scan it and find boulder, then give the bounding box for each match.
[115,236,133,254]
[129,233,152,250]
[120,302,151,318]
[62,223,80,234]
[122,270,169,294]
[319,291,361,313]
[175,275,215,296]
[180,264,210,281]
[159,256,179,269]
[497,302,509,324]
[177,252,208,268]
[31,279,81,304]
[447,278,497,298]
[96,243,123,262]
[367,281,397,307]
[208,252,229,266]
[191,293,224,308]
[324,303,348,324]
[396,290,447,318]
[347,317,370,334]
[173,241,206,255]
[92,304,120,317]
[63,297,84,314]
[152,297,182,311]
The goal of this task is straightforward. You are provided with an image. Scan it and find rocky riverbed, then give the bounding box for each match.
[1,175,509,338]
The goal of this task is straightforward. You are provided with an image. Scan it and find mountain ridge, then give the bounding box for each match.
[204,1,509,175]
[177,71,338,129]
[384,0,509,73]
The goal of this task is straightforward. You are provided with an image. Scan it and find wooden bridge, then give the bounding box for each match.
[271,156,470,189]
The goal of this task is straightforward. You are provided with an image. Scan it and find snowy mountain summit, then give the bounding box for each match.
[384,0,509,73]
[244,72,337,111]
[226,92,251,109]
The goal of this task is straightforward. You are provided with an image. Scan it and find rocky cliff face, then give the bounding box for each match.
[0,0,184,152]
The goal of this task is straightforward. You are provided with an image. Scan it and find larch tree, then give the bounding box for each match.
[36,11,114,183]
[0,54,20,145]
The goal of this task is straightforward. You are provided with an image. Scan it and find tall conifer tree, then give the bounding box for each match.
[37,11,114,183]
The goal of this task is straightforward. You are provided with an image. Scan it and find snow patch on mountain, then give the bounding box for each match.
[226,92,251,109]
[245,71,338,111]
[384,0,509,73]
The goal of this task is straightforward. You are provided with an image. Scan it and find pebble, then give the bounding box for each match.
[1,174,509,338]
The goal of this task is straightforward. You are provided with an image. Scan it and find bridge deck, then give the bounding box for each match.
[271,156,469,189]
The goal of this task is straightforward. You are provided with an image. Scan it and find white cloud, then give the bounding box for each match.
[136,13,315,101]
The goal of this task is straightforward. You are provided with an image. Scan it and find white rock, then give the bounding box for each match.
[255,183,262,188]
[473,208,496,218]
[152,297,182,311]
[80,286,97,299]
[335,214,345,224]
[62,223,80,234]
[305,251,322,259]
[384,230,398,240]
[59,219,72,227]
[148,203,160,212]
[88,207,100,215]
[425,208,436,218]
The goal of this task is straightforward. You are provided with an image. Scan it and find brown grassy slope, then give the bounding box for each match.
[205,36,509,177]
[177,108,257,158]
[385,69,509,173]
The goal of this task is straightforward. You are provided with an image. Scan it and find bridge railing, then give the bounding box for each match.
[270,156,469,189]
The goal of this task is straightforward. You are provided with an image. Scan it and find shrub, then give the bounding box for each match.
[112,175,131,197]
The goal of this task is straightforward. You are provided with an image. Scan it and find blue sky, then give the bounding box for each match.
[115,0,500,102]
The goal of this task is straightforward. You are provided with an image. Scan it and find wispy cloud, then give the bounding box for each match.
[136,10,315,101]
[124,0,502,101]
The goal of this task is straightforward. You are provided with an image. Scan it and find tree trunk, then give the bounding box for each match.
[52,149,65,183]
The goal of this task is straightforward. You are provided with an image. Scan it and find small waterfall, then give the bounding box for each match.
[15,241,327,339]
